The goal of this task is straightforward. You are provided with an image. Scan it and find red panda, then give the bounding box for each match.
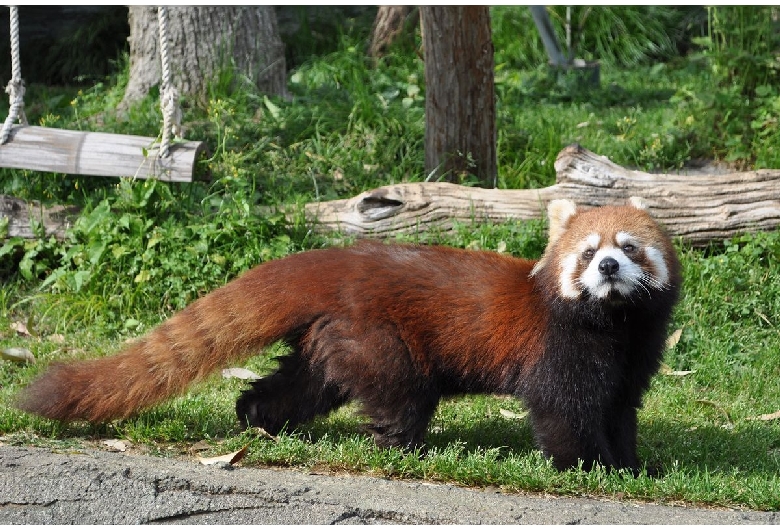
[16,197,681,474]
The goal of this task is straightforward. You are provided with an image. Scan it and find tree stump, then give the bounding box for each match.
[121,6,287,110]
[420,6,496,187]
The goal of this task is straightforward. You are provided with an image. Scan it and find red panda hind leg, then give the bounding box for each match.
[236,316,441,451]
[235,351,348,435]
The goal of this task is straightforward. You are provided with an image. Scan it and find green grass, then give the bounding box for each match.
[1,7,780,512]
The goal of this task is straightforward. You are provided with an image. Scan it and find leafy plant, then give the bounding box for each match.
[492,6,697,70]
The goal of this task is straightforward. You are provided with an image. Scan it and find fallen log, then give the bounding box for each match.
[300,144,780,246]
[4,145,780,246]
[1,194,78,240]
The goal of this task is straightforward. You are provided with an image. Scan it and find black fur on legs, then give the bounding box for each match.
[236,315,443,450]
[235,351,347,435]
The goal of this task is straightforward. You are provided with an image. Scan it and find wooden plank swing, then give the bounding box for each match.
[0,7,204,183]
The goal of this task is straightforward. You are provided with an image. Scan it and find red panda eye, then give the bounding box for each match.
[623,244,637,253]
[582,249,595,260]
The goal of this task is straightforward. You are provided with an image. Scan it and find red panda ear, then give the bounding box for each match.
[547,199,578,245]
[530,199,578,277]
[629,196,648,210]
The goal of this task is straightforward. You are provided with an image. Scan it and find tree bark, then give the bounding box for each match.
[420,6,496,188]
[368,6,417,59]
[121,6,287,110]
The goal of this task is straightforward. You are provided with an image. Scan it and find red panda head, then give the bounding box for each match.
[531,197,678,302]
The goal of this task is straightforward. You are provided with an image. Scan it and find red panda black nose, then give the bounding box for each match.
[598,257,620,276]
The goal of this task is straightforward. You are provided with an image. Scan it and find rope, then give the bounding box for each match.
[1,6,28,145]
[157,7,181,158]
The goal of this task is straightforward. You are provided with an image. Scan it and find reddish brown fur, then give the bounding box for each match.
[17,201,681,474]
[17,242,547,422]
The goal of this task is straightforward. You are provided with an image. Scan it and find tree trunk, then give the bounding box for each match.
[121,6,287,110]
[420,6,496,188]
[368,6,417,59]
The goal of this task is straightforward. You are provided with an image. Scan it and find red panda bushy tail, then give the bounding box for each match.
[16,259,326,422]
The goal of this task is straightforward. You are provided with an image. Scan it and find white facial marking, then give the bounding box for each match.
[558,253,581,299]
[580,246,644,299]
[644,246,669,285]
[586,233,601,249]
[557,231,669,300]
[616,231,636,247]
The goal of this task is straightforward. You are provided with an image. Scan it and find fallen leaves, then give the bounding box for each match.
[221,367,261,380]
[659,363,695,377]
[499,408,528,420]
[3,319,69,365]
[103,439,131,452]
[198,443,250,467]
[748,411,780,421]
[10,320,32,337]
[665,328,683,350]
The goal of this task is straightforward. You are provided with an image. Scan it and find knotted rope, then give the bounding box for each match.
[1,6,28,145]
[157,7,182,159]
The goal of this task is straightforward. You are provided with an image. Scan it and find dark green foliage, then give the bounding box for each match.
[0,7,129,85]
[492,6,698,70]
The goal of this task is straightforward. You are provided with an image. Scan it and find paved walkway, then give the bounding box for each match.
[0,445,776,524]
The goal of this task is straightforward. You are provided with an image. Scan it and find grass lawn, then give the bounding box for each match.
[1,7,779,511]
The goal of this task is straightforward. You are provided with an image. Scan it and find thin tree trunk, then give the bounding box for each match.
[121,6,287,110]
[368,6,417,59]
[420,6,496,187]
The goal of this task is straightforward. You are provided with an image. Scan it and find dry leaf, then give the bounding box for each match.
[10,321,31,337]
[198,443,250,466]
[748,411,780,421]
[499,408,528,420]
[1,347,35,363]
[48,333,66,344]
[695,399,733,427]
[221,367,261,380]
[665,328,683,350]
[254,426,280,442]
[659,363,695,376]
[103,439,130,452]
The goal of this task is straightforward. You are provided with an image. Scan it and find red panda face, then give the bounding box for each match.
[532,198,675,302]
[558,227,670,300]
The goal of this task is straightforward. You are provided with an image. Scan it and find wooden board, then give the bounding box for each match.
[0,125,205,182]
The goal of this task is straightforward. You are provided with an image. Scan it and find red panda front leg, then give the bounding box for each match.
[529,409,618,472]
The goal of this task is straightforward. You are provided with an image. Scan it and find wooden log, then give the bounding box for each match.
[301,144,780,246]
[0,125,205,182]
[5,145,780,246]
[1,194,79,240]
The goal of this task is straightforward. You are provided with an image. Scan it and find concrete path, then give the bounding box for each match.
[0,445,776,524]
